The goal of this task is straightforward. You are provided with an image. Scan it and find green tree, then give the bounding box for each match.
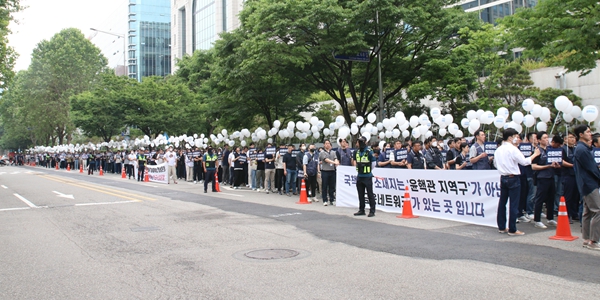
[26,28,108,144]
[500,0,600,75]
[71,72,134,142]
[0,0,22,90]
[240,0,479,125]
[0,71,35,149]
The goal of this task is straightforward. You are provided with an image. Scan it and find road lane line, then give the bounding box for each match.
[13,194,38,208]
[40,176,143,202]
[75,200,139,206]
[0,207,31,212]
[218,193,243,197]
[1,185,7,189]
[42,175,157,201]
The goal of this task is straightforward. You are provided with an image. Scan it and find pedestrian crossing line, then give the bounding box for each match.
[40,175,145,202]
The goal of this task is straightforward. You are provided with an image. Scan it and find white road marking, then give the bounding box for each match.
[1,185,7,189]
[10,172,20,174]
[218,192,243,197]
[74,200,138,206]
[0,207,30,212]
[270,212,302,218]
[13,194,38,208]
[52,191,75,199]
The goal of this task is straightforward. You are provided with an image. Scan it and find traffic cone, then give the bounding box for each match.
[99,166,104,176]
[397,186,418,219]
[55,162,59,170]
[550,196,579,241]
[214,173,221,192]
[121,165,126,179]
[296,179,310,204]
[144,168,149,182]
[67,164,71,171]
[80,164,83,173]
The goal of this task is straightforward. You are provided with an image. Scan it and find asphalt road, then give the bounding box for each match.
[1,165,598,299]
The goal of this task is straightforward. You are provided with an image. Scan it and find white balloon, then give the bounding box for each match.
[476,109,484,118]
[554,95,570,111]
[425,131,433,138]
[323,128,331,136]
[335,116,345,126]
[356,116,365,126]
[392,129,400,138]
[203,138,209,143]
[365,123,373,133]
[419,125,428,134]
[444,114,453,126]
[512,111,524,124]
[469,109,479,121]
[497,107,510,119]
[540,107,551,123]
[350,125,359,135]
[395,112,406,125]
[378,132,385,140]
[531,104,542,118]
[563,113,574,123]
[362,132,371,142]
[370,126,378,135]
[313,132,320,139]
[522,99,534,112]
[310,116,319,125]
[287,121,295,130]
[419,114,429,125]
[229,141,235,147]
[569,106,582,118]
[430,107,442,119]
[523,114,536,127]
[241,141,247,147]
[493,116,506,128]
[267,138,273,144]
[582,105,599,122]
[439,128,447,136]
[448,123,459,134]
[564,101,573,115]
[273,120,281,128]
[385,130,393,138]
[515,124,523,134]
[402,130,410,138]
[468,126,476,134]
[399,121,410,131]
[409,116,420,128]
[301,133,307,140]
[311,125,319,133]
[317,120,325,129]
[482,111,495,125]
[536,122,548,132]
[367,113,377,123]
[411,128,421,138]
[339,126,350,138]
[376,122,384,131]
[469,119,481,131]
[460,118,470,129]
[455,131,463,138]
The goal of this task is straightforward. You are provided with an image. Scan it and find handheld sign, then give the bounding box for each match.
[519,143,533,157]
[291,150,300,158]
[265,147,276,156]
[546,147,563,164]
[248,148,256,160]
[484,142,497,157]
[279,147,287,155]
[593,148,600,166]
[256,153,265,161]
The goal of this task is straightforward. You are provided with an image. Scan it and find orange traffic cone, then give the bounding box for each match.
[296,179,311,204]
[214,173,221,192]
[99,165,104,176]
[55,162,59,170]
[80,164,83,173]
[397,186,418,219]
[143,168,149,182]
[67,164,71,171]
[550,196,579,241]
[121,165,126,179]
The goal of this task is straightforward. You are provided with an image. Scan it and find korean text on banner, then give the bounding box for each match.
[145,163,168,184]
[336,166,501,227]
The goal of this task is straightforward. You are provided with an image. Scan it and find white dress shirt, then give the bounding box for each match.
[494,142,533,176]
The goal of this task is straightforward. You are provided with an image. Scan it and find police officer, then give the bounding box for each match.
[352,136,376,217]
[137,148,147,181]
[203,146,218,193]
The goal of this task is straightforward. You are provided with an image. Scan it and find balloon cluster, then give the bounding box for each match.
[27,96,599,154]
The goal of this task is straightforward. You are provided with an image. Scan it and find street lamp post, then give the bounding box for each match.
[90,28,127,75]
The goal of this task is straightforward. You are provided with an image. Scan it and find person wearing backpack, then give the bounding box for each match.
[303,144,320,202]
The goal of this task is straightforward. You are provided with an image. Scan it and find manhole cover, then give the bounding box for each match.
[244,249,300,260]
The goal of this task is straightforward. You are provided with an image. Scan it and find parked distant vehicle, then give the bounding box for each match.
[0,155,9,166]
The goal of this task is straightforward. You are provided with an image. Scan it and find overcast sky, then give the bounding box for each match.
[9,0,130,71]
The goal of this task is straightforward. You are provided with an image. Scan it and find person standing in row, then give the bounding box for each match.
[319,140,339,206]
[165,146,178,184]
[303,144,320,202]
[283,144,298,196]
[203,147,218,193]
[470,130,492,170]
[263,144,276,194]
[232,147,245,189]
[352,136,376,217]
[137,148,146,181]
[531,132,560,229]
[573,124,600,250]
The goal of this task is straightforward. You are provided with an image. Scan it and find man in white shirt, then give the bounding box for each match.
[494,128,540,236]
[165,146,178,184]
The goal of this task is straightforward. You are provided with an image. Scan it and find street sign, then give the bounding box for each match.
[333,51,370,62]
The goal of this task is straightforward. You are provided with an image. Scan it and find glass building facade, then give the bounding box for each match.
[457,0,537,24]
[128,0,172,81]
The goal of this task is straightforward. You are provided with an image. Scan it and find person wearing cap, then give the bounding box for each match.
[203,146,218,193]
[165,146,178,184]
[352,136,376,217]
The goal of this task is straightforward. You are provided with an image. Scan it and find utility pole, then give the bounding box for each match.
[90,28,127,75]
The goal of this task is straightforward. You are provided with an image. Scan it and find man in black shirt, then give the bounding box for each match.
[283,144,298,196]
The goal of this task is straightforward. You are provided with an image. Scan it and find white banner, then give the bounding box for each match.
[336,166,503,227]
[138,163,168,184]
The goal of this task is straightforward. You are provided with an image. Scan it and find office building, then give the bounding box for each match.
[128,0,172,81]
[452,0,537,24]
[171,0,244,71]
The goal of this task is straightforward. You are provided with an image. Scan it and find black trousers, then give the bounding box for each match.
[562,175,580,219]
[306,174,317,197]
[357,176,376,213]
[275,169,285,191]
[138,164,145,181]
[193,163,203,181]
[204,169,216,191]
[234,169,244,187]
[519,174,528,217]
[534,177,555,222]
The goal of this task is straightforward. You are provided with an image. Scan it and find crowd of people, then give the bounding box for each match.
[13,125,600,250]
